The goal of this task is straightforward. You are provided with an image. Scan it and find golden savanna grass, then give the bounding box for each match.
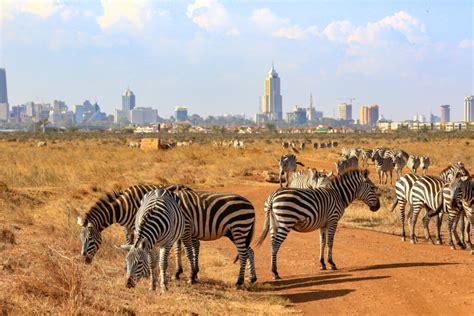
[0,133,472,314]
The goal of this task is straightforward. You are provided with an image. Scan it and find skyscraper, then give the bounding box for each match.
[359,105,379,127]
[0,68,8,121]
[338,103,352,120]
[440,105,450,123]
[122,87,135,111]
[262,64,283,121]
[464,95,473,122]
[175,105,188,121]
[359,106,369,125]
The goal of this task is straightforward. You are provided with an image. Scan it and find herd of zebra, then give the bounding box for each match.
[281,140,338,153]
[76,146,472,293]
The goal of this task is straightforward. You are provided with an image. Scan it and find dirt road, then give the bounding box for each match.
[211,184,473,315]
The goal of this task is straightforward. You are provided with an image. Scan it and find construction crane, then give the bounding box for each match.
[338,97,356,105]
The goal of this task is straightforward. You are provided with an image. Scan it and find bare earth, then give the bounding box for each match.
[213,184,474,315]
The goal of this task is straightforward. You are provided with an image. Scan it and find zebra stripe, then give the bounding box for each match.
[407,155,420,174]
[255,169,380,279]
[372,151,394,184]
[393,153,407,180]
[420,156,430,176]
[335,156,358,175]
[124,189,192,292]
[289,169,334,189]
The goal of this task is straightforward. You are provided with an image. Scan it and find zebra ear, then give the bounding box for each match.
[77,216,85,226]
[87,222,94,231]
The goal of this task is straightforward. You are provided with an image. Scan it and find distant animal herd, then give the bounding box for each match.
[76,140,473,293]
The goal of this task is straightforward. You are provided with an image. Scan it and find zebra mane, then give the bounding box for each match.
[332,169,368,184]
[83,190,123,224]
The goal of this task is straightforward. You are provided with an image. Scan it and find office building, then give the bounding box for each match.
[440,105,450,123]
[338,103,352,120]
[0,68,7,104]
[122,88,135,111]
[464,95,473,122]
[286,105,307,125]
[261,64,283,121]
[130,107,157,125]
[360,105,379,127]
[175,105,188,121]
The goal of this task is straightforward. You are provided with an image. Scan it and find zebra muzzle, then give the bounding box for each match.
[126,277,136,288]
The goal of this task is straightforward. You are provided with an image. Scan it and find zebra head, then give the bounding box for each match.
[77,217,102,264]
[355,170,381,212]
[124,239,151,288]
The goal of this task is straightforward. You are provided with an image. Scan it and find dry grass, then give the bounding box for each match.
[0,133,472,314]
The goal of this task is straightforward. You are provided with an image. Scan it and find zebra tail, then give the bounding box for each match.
[255,201,273,247]
[296,162,305,167]
[233,219,255,264]
[389,199,398,212]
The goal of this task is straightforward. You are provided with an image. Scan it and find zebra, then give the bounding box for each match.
[312,143,319,150]
[121,189,193,292]
[326,141,332,148]
[173,188,257,286]
[78,184,257,287]
[335,156,358,175]
[289,169,334,189]
[390,162,469,242]
[340,147,351,158]
[420,156,430,175]
[320,142,327,149]
[372,147,387,158]
[278,154,304,188]
[360,149,373,167]
[407,155,420,174]
[281,141,289,149]
[409,164,471,245]
[77,184,189,265]
[372,151,395,185]
[332,141,338,148]
[255,169,380,279]
[393,153,406,180]
[299,141,306,151]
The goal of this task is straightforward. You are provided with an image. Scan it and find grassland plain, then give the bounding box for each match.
[0,132,472,314]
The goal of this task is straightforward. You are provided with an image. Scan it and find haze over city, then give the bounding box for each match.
[1,0,473,120]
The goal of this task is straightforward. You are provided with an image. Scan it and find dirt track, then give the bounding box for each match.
[213,184,474,315]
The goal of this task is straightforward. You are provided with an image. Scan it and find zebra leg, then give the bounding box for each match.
[181,234,197,284]
[458,214,466,249]
[159,243,172,293]
[192,239,200,275]
[246,247,257,284]
[319,228,327,270]
[389,170,393,185]
[326,222,338,270]
[399,199,407,241]
[447,215,457,250]
[466,214,473,255]
[435,212,443,245]
[409,205,420,244]
[271,228,289,280]
[173,241,183,280]
[453,213,466,249]
[422,210,434,244]
[149,248,159,291]
[285,172,290,188]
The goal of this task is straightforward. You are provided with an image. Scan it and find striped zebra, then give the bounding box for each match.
[341,147,360,159]
[335,156,358,175]
[390,162,469,241]
[278,154,304,187]
[407,155,420,174]
[255,169,380,279]
[289,169,334,189]
[420,156,430,175]
[372,151,394,184]
[393,153,406,180]
[409,164,470,244]
[281,141,289,149]
[78,184,257,286]
[121,189,192,292]
[360,149,373,167]
[372,147,387,158]
[78,184,188,265]
[312,143,319,150]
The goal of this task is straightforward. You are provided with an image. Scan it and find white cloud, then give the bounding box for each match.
[322,11,428,45]
[1,0,64,20]
[273,25,306,39]
[186,0,230,32]
[97,0,156,31]
[226,28,240,36]
[459,39,473,48]
[250,8,287,31]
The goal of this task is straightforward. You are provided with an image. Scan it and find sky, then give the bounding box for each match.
[0,0,473,120]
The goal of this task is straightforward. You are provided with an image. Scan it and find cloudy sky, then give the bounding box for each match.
[1,0,472,120]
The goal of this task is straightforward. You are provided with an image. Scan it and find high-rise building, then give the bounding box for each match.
[338,103,352,120]
[175,105,188,121]
[286,105,307,125]
[359,106,369,125]
[122,88,135,111]
[130,107,157,125]
[464,95,473,122]
[262,64,283,121]
[440,105,450,123]
[306,93,316,121]
[0,68,8,104]
[359,104,379,127]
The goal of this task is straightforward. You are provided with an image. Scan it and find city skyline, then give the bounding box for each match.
[1,1,473,119]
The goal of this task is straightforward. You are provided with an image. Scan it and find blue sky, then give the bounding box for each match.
[1,0,473,120]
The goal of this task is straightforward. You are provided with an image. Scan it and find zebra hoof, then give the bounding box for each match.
[250,277,257,284]
[320,265,327,271]
[436,240,442,245]
[401,237,406,242]
[272,274,281,280]
[187,278,197,285]
[457,242,466,250]
[330,265,337,270]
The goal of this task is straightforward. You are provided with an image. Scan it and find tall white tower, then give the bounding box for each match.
[262,63,283,121]
[464,95,473,122]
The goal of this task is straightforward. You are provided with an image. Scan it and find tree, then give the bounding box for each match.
[265,122,276,133]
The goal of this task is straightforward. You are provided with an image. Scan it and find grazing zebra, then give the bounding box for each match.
[121,189,192,292]
[390,162,469,242]
[372,151,395,184]
[407,155,420,174]
[360,149,373,167]
[77,184,189,265]
[174,189,257,286]
[255,169,380,279]
[278,154,304,188]
[393,153,406,180]
[289,169,334,189]
[313,143,319,150]
[420,156,430,175]
[320,142,327,149]
[335,156,358,175]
